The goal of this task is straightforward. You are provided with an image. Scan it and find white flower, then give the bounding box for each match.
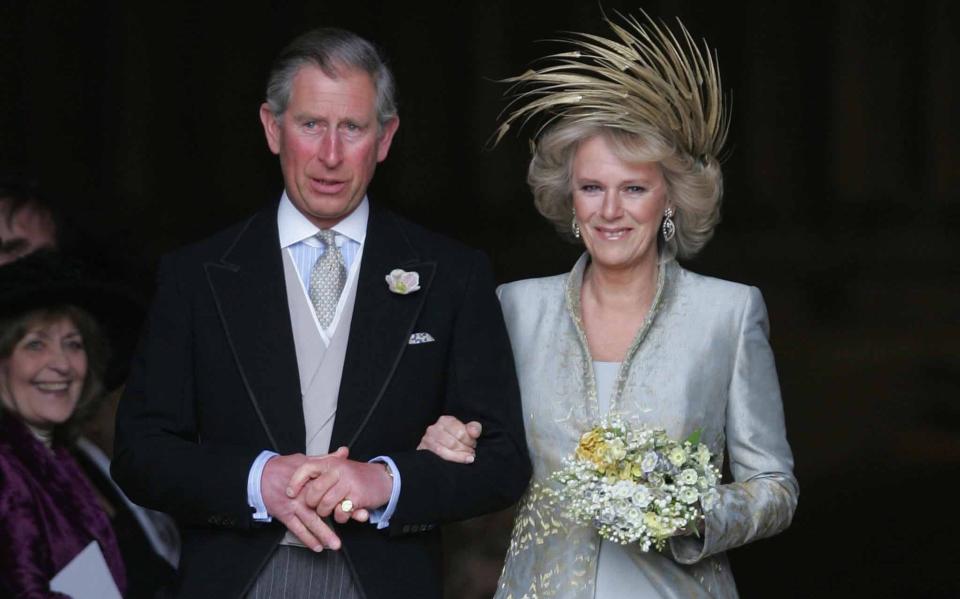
[385,269,420,295]
[678,468,699,486]
[606,438,627,461]
[640,451,659,473]
[668,447,688,468]
[679,486,699,504]
[632,485,652,508]
[695,445,711,466]
[599,506,617,524]
[647,472,665,488]
[610,480,634,499]
[702,467,718,486]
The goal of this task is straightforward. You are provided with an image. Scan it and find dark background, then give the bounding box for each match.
[2,1,958,597]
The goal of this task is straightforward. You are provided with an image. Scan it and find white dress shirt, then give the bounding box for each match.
[278,192,366,343]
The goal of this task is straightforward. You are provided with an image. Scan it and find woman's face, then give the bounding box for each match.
[0,316,87,429]
[571,135,668,272]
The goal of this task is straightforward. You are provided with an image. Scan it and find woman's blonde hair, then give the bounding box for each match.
[528,120,723,258]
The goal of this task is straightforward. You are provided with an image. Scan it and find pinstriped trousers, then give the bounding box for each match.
[245,545,363,599]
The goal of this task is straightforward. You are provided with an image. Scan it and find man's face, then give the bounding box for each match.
[260,65,399,228]
[0,200,57,265]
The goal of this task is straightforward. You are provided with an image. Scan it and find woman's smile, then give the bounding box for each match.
[593,226,632,241]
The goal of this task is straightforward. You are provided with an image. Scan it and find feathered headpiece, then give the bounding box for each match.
[494,11,730,162]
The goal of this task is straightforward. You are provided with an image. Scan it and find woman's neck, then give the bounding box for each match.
[579,255,661,362]
[582,256,659,314]
[25,421,54,449]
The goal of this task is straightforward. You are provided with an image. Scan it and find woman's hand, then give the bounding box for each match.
[673,504,706,538]
[417,415,482,464]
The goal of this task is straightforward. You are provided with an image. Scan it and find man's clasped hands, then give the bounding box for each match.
[260,416,483,552]
[259,448,391,552]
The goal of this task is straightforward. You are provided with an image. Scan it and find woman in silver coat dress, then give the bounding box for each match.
[419,14,798,598]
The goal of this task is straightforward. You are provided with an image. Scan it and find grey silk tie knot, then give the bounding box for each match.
[308,229,346,328]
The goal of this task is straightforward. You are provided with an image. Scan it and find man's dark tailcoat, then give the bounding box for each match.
[112,201,531,599]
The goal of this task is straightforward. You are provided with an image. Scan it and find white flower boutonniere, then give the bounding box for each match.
[385,269,420,295]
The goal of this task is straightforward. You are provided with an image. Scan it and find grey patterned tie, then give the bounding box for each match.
[308,229,346,329]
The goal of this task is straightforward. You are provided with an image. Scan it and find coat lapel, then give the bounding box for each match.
[203,205,305,455]
[332,206,435,448]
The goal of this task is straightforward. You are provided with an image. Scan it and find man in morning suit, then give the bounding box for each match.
[112,28,531,599]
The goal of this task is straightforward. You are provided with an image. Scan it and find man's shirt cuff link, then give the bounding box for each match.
[368,455,401,530]
[248,450,278,522]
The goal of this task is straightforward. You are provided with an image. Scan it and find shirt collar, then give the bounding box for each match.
[277,192,369,248]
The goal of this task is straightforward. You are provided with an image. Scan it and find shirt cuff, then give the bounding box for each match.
[368,456,400,530]
[248,450,279,522]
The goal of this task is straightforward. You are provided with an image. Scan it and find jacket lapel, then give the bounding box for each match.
[203,205,305,455]
[332,206,435,448]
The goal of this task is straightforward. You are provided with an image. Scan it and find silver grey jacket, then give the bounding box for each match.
[495,255,798,599]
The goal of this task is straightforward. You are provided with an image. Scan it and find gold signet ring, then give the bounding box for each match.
[340,499,354,513]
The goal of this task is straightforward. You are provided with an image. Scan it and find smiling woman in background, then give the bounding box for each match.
[418,14,798,598]
[0,251,130,597]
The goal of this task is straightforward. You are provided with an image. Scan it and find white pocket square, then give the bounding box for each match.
[408,332,435,345]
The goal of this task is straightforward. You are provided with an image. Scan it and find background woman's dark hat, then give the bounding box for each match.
[0,249,145,389]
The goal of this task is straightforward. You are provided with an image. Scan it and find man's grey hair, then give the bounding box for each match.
[265,28,397,129]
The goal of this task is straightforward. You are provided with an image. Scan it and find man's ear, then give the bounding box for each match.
[376,116,400,163]
[259,103,282,155]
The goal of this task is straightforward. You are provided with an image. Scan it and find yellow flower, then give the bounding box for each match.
[605,438,627,461]
[576,429,608,467]
[644,512,673,538]
[643,512,660,531]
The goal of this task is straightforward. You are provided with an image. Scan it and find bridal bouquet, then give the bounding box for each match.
[549,417,721,551]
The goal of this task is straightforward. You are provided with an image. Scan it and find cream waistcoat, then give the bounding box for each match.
[280,250,358,547]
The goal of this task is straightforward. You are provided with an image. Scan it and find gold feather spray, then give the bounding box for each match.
[493,11,730,162]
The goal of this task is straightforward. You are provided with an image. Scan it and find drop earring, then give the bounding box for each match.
[571,210,581,239]
[661,207,676,242]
